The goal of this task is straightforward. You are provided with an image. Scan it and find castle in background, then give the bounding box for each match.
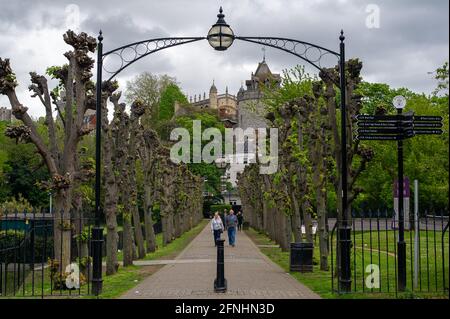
[236,57,281,130]
[182,57,281,130]
[181,58,281,204]
[188,81,238,127]
[0,107,12,122]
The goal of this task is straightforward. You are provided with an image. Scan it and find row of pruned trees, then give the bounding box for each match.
[237,60,374,270]
[101,81,204,274]
[0,30,203,278]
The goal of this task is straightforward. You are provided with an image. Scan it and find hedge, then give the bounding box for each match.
[0,230,53,263]
[209,204,232,214]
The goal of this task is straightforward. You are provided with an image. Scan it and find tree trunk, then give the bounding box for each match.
[131,203,146,259]
[122,213,134,267]
[317,188,329,271]
[143,184,156,253]
[302,201,314,244]
[290,193,303,242]
[53,190,72,277]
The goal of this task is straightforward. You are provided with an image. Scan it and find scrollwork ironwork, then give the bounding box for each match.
[102,37,205,81]
[101,36,340,82]
[235,37,340,70]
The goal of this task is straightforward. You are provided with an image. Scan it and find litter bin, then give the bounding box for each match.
[290,242,313,272]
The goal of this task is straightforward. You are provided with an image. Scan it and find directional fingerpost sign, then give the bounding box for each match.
[354,113,415,141]
[354,113,444,141]
[354,95,445,292]
[411,115,444,136]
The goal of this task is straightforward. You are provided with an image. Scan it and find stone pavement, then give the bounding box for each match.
[120,222,320,299]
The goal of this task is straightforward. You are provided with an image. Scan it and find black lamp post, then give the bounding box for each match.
[92,30,104,296]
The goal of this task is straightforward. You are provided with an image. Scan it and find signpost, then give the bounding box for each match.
[354,95,444,292]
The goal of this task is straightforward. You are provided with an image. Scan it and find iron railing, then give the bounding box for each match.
[0,209,96,298]
[330,210,449,297]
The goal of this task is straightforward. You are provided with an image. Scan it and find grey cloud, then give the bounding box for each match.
[0,0,448,117]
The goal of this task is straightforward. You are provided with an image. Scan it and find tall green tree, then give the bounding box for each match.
[125,72,177,128]
[0,120,50,207]
[159,83,188,121]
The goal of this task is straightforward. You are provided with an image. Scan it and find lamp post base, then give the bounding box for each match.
[214,239,227,293]
[91,226,104,296]
[397,240,407,292]
[214,278,227,293]
[338,225,352,293]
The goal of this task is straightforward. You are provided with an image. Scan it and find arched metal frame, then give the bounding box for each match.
[92,31,351,295]
[102,37,206,82]
[235,37,340,70]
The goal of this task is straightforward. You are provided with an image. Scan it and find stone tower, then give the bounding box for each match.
[0,107,12,122]
[209,80,218,109]
[237,58,281,130]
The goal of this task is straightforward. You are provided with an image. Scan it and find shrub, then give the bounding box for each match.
[210,204,232,215]
[0,230,53,263]
[0,195,33,216]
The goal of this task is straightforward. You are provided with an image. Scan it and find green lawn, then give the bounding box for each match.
[1,219,208,299]
[246,227,449,299]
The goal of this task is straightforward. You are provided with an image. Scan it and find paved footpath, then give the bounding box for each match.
[120,222,320,299]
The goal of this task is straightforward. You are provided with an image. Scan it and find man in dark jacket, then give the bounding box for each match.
[226,210,238,247]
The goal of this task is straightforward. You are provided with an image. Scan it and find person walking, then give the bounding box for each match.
[222,209,228,231]
[210,212,224,246]
[237,211,243,231]
[226,209,238,247]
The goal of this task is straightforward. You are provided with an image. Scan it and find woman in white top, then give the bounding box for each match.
[211,212,224,246]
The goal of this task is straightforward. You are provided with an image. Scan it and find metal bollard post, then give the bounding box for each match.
[91,226,104,296]
[214,239,227,293]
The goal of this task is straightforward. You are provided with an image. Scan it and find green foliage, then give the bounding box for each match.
[0,121,50,207]
[158,83,188,121]
[0,230,53,263]
[174,110,226,197]
[357,82,415,115]
[0,194,33,215]
[210,204,232,213]
[45,65,62,78]
[433,61,449,97]
[260,63,449,214]
[354,85,449,211]
[125,72,177,128]
[263,65,315,113]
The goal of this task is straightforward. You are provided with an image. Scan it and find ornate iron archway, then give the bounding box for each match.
[92,7,351,295]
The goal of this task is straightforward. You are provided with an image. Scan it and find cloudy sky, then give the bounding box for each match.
[0,0,448,118]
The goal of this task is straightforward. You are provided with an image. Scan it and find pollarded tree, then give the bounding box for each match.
[126,100,147,259]
[139,129,161,253]
[0,30,97,273]
[319,59,374,222]
[101,81,124,275]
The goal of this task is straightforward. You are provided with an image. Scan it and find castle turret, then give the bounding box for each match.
[209,80,218,109]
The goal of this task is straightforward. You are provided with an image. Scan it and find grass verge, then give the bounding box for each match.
[245,227,448,299]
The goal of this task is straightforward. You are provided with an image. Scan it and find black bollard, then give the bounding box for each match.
[214,239,227,293]
[91,226,104,296]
